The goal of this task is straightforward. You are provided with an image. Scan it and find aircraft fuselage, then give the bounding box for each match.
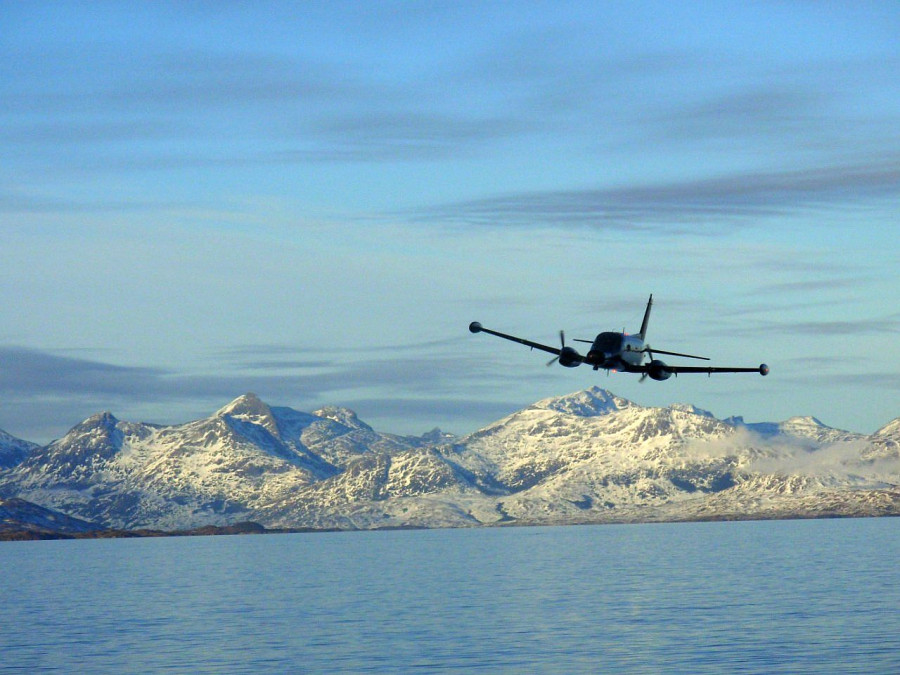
[586,332,645,371]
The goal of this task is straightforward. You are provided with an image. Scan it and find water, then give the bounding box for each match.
[1,518,898,673]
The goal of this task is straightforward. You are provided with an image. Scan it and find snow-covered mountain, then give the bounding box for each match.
[442,389,900,526]
[0,429,38,470]
[1,388,898,531]
[0,393,449,529]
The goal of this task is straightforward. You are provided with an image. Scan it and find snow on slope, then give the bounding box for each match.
[440,387,899,526]
[450,387,735,496]
[0,394,454,529]
[1,388,898,530]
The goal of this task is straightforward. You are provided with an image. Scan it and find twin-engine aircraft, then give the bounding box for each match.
[469,295,768,381]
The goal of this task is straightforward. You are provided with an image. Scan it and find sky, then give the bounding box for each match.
[2,1,899,444]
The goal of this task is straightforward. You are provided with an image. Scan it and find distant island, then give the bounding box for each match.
[0,517,266,542]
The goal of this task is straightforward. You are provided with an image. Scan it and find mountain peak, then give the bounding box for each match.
[312,406,372,431]
[782,416,827,429]
[0,429,37,470]
[72,411,120,434]
[217,393,270,418]
[539,387,631,417]
[216,393,280,438]
[668,403,714,418]
[875,418,900,437]
[420,427,455,443]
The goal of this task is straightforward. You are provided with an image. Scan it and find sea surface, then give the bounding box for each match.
[2,517,898,673]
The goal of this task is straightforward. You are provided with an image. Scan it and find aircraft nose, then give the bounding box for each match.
[589,350,609,366]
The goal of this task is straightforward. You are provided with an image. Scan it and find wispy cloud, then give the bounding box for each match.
[0,343,526,442]
[1,39,527,167]
[0,189,193,215]
[405,158,900,232]
[788,317,900,336]
[755,277,873,295]
[717,312,900,338]
[779,371,900,392]
[4,6,898,178]
[0,347,169,399]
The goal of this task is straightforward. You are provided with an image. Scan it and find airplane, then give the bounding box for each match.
[469,294,768,380]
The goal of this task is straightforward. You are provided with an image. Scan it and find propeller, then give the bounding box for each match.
[546,330,566,366]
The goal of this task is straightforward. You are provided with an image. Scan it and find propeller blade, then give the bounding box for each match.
[547,330,566,367]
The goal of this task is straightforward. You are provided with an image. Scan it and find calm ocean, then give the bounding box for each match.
[2,518,898,673]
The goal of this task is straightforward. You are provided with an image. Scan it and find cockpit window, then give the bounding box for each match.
[593,332,623,352]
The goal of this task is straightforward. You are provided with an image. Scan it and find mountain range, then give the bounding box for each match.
[1,387,899,533]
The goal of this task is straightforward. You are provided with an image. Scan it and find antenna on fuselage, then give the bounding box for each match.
[638,294,653,341]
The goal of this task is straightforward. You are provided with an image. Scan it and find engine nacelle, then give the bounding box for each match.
[558,346,582,368]
[647,359,672,381]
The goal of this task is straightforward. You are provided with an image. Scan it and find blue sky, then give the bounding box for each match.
[2,1,899,443]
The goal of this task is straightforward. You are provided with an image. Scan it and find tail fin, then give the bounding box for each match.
[638,294,653,341]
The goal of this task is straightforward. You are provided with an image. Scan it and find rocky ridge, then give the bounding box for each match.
[1,387,898,531]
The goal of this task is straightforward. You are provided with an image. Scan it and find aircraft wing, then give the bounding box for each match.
[468,322,567,357]
[648,364,769,376]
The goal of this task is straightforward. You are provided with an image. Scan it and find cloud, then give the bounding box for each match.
[639,73,896,157]
[658,87,823,139]
[301,112,525,162]
[788,372,900,390]
[718,312,900,338]
[405,158,900,232]
[0,347,169,399]
[755,277,873,295]
[837,373,900,390]
[0,343,526,443]
[217,339,472,375]
[1,37,528,168]
[788,317,900,336]
[0,189,191,215]
[5,7,899,178]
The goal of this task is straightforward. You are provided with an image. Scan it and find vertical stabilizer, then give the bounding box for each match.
[639,294,653,341]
